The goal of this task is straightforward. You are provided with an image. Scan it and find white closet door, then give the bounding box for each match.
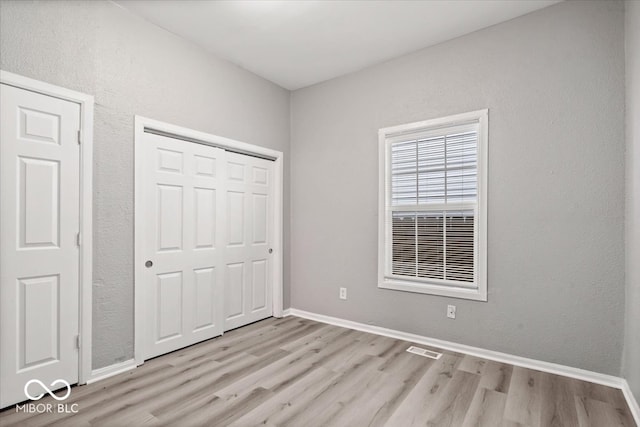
[140,133,225,360]
[224,152,274,331]
[0,84,80,408]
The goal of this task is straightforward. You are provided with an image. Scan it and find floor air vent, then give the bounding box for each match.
[406,346,442,359]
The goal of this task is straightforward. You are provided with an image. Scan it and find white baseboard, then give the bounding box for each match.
[288,308,623,387]
[621,379,640,424]
[80,311,640,426]
[86,359,137,385]
[289,308,640,424]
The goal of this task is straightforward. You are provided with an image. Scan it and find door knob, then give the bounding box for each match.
[268,248,273,254]
[145,260,153,268]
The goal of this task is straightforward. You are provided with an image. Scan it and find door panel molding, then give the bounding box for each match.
[223,151,274,331]
[0,70,94,406]
[134,116,284,366]
[139,133,226,359]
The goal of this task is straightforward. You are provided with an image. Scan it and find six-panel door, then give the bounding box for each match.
[224,152,274,331]
[141,134,227,360]
[0,84,81,408]
[0,83,280,403]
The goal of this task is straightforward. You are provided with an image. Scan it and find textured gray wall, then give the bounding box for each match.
[624,0,640,402]
[0,0,291,369]
[0,0,630,379]
[290,0,626,375]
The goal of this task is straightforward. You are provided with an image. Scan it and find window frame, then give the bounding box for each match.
[378,109,488,301]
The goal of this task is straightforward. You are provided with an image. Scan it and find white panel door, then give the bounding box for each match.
[224,152,274,331]
[140,133,225,360]
[0,84,80,408]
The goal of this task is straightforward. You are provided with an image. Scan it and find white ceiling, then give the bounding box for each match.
[116,0,560,90]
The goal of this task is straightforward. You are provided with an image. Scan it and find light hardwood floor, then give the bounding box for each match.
[0,316,636,427]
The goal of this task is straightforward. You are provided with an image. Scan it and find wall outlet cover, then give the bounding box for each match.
[447,305,456,319]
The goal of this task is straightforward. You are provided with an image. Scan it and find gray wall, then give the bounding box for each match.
[624,0,640,402]
[290,0,626,375]
[0,0,630,379]
[0,0,291,369]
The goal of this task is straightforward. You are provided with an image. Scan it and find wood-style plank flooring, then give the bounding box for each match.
[1,316,636,426]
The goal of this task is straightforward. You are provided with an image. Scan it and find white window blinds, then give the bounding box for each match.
[388,125,478,285]
[390,128,478,206]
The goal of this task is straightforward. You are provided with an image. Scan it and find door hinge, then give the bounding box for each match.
[76,232,81,247]
[75,335,81,350]
[77,130,82,145]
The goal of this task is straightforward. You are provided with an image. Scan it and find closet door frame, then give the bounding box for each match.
[133,116,284,366]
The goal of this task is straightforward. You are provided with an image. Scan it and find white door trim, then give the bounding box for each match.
[0,70,94,385]
[134,116,284,366]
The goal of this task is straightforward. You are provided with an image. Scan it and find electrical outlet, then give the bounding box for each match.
[447,305,456,319]
[339,287,347,300]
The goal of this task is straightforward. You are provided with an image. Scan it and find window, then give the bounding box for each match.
[378,110,488,301]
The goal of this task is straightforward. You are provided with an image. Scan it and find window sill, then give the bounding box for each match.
[378,278,487,301]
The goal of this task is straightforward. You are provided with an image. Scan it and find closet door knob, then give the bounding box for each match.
[145,260,153,268]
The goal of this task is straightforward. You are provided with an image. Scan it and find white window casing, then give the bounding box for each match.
[378,109,488,301]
